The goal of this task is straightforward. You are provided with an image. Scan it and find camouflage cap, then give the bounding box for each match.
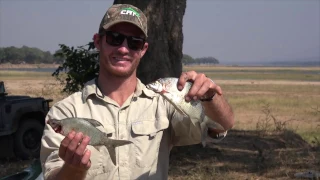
[99,4,148,37]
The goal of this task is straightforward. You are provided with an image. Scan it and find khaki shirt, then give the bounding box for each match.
[40,78,224,180]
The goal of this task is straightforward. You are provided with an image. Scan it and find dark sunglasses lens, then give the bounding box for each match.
[127,37,145,50]
[105,32,125,46]
[105,31,145,50]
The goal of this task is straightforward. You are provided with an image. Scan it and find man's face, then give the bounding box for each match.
[94,23,148,78]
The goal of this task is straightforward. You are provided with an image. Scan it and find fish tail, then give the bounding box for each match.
[102,137,133,165]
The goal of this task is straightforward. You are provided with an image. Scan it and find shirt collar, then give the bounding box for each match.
[81,78,157,102]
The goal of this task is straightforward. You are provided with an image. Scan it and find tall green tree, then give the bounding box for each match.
[0,46,57,64]
[0,48,5,63]
[53,43,99,94]
[182,54,194,65]
[43,51,54,63]
[53,0,186,94]
[195,56,219,64]
[5,46,24,64]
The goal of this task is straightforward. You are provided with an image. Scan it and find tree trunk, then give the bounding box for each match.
[114,0,186,84]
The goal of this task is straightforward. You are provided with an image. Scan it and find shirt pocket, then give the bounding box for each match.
[131,116,169,168]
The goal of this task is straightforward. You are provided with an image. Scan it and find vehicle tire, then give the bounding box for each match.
[14,119,44,160]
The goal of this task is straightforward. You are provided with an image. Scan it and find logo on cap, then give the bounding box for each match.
[120,7,140,17]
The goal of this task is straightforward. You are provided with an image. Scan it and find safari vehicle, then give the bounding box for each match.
[0,81,52,159]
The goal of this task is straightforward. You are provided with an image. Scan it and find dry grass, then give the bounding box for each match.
[3,79,67,104]
[0,66,319,179]
[1,71,67,104]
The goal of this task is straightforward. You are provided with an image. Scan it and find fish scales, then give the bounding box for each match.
[146,77,225,146]
[155,78,204,121]
[57,118,105,145]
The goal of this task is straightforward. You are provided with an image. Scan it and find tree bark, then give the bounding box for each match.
[114,0,186,84]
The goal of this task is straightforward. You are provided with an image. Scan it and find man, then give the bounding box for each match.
[40,4,234,180]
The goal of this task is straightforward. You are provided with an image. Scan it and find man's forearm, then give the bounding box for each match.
[202,94,234,130]
[47,164,88,180]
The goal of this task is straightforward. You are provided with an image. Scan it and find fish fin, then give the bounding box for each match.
[106,145,116,166]
[161,91,189,117]
[80,118,104,127]
[102,137,133,165]
[200,121,208,147]
[176,107,189,117]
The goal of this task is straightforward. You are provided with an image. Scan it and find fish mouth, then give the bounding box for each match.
[51,125,62,133]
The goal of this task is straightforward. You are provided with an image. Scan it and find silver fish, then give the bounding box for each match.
[146,77,225,146]
[47,117,132,165]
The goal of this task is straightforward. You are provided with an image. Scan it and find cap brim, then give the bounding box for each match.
[102,20,148,38]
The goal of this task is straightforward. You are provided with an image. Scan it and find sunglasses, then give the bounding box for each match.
[104,31,146,51]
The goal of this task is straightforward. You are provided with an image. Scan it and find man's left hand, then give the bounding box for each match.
[177,71,223,102]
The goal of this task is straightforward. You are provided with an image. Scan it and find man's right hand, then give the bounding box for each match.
[59,130,92,169]
[47,131,92,180]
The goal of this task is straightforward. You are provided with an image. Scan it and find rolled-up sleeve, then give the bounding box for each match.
[40,104,72,179]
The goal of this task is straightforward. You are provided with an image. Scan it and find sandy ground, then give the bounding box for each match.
[4,79,58,92]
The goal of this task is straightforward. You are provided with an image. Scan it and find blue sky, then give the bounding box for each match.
[0,0,319,64]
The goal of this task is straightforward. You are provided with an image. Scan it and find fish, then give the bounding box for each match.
[146,77,225,147]
[47,117,133,165]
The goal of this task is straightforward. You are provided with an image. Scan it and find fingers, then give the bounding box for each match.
[59,131,91,170]
[80,149,91,169]
[59,131,76,159]
[178,71,223,101]
[215,84,223,95]
[71,135,90,166]
[64,132,84,163]
[177,71,197,90]
[187,73,207,100]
